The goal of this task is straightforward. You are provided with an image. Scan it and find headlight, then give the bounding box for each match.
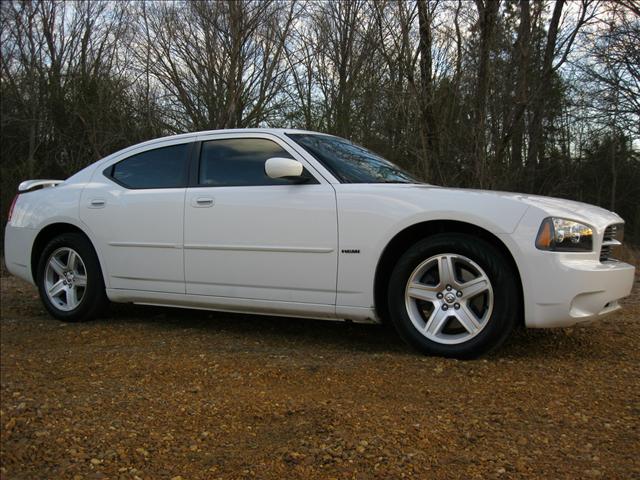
[535,217,594,252]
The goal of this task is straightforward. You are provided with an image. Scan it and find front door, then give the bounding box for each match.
[184,134,338,305]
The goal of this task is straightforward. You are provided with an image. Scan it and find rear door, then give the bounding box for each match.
[183,133,338,305]
[80,141,192,293]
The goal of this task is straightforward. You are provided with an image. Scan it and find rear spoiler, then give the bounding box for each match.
[18,179,64,193]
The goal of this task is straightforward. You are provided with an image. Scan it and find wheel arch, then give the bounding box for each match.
[373,220,524,325]
[30,222,107,286]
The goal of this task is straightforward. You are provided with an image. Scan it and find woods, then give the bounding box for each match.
[1,0,639,242]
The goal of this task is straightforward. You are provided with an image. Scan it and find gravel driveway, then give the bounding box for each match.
[1,268,639,479]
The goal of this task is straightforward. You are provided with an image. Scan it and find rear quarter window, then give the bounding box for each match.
[106,143,190,189]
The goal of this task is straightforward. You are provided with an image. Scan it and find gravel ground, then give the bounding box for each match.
[1,266,639,479]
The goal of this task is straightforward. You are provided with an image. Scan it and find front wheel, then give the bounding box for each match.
[37,233,108,322]
[387,234,519,358]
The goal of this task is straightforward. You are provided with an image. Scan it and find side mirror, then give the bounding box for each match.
[265,157,304,179]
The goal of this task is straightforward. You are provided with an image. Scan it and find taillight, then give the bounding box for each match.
[7,194,19,222]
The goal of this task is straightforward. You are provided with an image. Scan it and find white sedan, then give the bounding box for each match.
[4,129,635,358]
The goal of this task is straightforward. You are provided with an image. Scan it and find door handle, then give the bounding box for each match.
[192,197,214,207]
[89,199,106,208]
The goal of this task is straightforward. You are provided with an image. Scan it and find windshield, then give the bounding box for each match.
[288,133,420,184]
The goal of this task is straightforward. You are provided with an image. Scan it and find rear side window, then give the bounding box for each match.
[199,138,314,186]
[108,143,190,189]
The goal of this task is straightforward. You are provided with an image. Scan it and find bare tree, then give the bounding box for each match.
[526,0,596,189]
[510,0,531,173]
[1,0,639,243]
[304,0,378,138]
[472,0,500,187]
[141,0,296,130]
[415,0,438,180]
[1,0,134,170]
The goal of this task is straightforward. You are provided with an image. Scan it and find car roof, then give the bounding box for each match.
[145,127,328,144]
[93,128,332,167]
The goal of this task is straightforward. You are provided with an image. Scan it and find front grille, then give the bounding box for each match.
[600,246,612,262]
[600,224,622,262]
[603,225,617,242]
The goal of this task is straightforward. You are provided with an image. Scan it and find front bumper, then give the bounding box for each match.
[499,206,636,329]
[525,257,635,328]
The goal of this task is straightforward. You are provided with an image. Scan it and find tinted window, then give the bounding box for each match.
[199,138,313,186]
[288,133,419,184]
[110,143,190,189]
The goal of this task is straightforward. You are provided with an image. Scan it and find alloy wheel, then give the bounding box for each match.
[404,253,494,345]
[44,247,88,311]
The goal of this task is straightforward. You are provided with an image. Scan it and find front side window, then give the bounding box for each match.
[109,143,190,189]
[199,138,315,186]
[288,133,419,184]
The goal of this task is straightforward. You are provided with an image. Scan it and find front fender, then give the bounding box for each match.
[334,184,530,310]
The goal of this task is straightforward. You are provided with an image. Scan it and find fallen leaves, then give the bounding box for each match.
[1,273,639,479]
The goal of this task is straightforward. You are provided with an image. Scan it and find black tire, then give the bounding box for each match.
[36,232,108,322]
[387,233,519,359]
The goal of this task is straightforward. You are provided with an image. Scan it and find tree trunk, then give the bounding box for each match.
[417,0,436,181]
[511,0,530,181]
[472,0,500,188]
[526,0,564,191]
[610,134,617,210]
[454,0,463,87]
[226,1,244,129]
[334,2,354,138]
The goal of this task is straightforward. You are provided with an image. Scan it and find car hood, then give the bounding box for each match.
[420,186,623,229]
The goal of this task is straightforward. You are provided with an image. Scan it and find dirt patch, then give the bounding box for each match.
[1,270,639,479]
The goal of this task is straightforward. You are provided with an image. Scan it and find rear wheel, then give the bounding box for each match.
[37,233,108,322]
[387,234,519,358]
